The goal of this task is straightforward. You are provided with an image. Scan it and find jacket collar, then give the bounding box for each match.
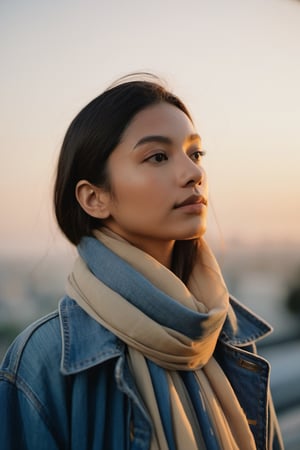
[59,296,123,375]
[221,295,273,346]
[59,295,272,375]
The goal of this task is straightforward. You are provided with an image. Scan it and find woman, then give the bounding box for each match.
[0,74,284,449]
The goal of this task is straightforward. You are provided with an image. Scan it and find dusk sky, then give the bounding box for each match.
[1,0,300,257]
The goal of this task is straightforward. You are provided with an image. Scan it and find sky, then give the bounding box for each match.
[1,0,300,258]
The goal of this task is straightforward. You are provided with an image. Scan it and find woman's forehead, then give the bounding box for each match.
[121,102,197,143]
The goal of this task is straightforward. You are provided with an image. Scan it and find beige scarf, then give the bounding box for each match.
[66,229,256,450]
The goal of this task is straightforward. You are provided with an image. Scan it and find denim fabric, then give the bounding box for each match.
[0,295,284,450]
[0,234,284,449]
[0,299,152,450]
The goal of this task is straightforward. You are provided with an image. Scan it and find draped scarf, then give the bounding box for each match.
[66,229,256,450]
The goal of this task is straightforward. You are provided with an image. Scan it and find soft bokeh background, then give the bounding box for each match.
[1,0,300,256]
[1,0,300,447]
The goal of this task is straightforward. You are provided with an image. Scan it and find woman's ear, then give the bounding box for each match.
[75,180,111,219]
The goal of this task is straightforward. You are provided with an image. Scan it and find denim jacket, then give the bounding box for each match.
[0,295,284,450]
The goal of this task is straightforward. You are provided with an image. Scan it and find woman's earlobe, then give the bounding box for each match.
[75,180,111,219]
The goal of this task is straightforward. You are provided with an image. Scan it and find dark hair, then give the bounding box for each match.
[54,73,198,282]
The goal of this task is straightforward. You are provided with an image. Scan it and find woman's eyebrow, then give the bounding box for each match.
[186,133,202,144]
[133,133,201,150]
[133,135,172,149]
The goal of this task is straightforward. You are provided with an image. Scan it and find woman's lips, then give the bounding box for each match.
[174,194,207,208]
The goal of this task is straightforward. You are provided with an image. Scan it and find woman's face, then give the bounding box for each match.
[102,102,208,260]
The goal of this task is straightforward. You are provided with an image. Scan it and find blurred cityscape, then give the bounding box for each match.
[1,241,300,449]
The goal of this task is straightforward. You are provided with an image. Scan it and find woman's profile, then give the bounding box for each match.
[0,73,284,449]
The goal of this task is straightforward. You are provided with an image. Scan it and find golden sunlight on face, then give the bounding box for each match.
[103,102,208,261]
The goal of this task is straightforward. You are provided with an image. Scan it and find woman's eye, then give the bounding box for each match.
[146,152,168,163]
[191,150,206,163]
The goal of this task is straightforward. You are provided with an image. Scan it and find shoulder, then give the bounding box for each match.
[0,310,66,447]
[1,296,124,382]
[0,310,61,381]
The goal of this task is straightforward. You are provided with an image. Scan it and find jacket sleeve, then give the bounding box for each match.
[0,375,61,450]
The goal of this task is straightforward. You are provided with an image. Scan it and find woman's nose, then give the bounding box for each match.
[178,155,205,187]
